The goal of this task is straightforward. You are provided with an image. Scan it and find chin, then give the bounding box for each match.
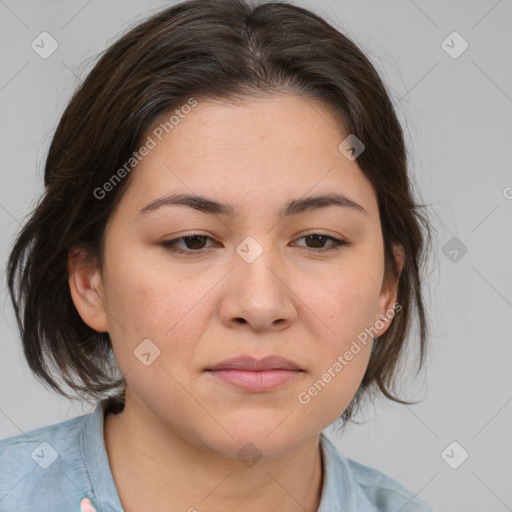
[198,412,316,460]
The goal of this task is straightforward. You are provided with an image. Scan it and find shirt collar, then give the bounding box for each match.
[318,432,356,511]
[80,399,125,512]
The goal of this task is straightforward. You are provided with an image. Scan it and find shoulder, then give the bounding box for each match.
[345,457,434,511]
[0,411,94,512]
[320,434,434,512]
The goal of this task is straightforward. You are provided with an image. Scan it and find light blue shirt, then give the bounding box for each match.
[0,399,433,511]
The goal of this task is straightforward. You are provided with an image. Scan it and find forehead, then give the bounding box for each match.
[119,95,377,217]
[159,94,348,152]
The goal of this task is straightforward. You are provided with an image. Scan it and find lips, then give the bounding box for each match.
[207,355,302,372]
[206,356,304,392]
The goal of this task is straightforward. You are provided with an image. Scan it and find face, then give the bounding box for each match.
[70,94,399,458]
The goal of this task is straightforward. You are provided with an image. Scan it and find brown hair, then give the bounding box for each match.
[6,0,431,424]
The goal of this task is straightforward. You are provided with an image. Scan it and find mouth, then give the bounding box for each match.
[205,355,304,392]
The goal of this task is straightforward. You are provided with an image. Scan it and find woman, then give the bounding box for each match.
[1,0,432,510]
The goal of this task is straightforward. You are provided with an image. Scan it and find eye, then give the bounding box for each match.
[292,234,349,251]
[160,233,350,255]
[160,234,217,253]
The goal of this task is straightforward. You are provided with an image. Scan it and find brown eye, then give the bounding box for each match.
[182,235,208,250]
[294,234,349,251]
[160,233,349,255]
[161,234,215,253]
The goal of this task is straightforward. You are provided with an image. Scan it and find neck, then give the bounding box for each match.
[103,396,324,512]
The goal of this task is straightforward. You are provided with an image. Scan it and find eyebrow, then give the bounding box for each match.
[136,192,367,218]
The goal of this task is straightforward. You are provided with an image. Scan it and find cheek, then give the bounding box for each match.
[307,250,384,346]
[103,239,202,331]
[293,250,383,418]
[101,243,213,375]
[297,275,378,426]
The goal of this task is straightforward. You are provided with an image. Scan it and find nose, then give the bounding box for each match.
[219,240,298,332]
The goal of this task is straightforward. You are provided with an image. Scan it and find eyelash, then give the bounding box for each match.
[160,233,350,254]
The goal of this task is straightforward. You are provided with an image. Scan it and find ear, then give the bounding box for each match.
[374,244,404,337]
[68,245,109,333]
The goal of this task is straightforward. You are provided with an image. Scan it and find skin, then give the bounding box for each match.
[69,94,401,512]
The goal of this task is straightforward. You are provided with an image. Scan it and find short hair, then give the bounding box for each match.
[6,0,431,425]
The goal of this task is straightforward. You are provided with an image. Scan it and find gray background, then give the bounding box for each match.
[1,1,511,511]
